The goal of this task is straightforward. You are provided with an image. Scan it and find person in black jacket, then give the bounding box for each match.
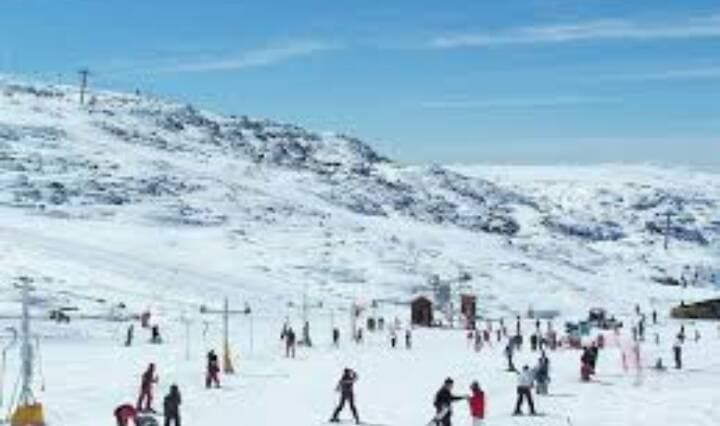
[163,384,181,426]
[333,328,340,347]
[285,327,297,358]
[206,350,220,388]
[330,368,360,424]
[588,343,599,374]
[433,378,467,426]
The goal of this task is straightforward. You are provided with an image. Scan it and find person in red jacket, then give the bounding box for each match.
[468,382,485,426]
[137,363,158,412]
[114,404,137,426]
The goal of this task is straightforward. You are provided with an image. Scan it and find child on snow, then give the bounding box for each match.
[114,403,137,426]
[468,382,485,426]
[163,384,182,426]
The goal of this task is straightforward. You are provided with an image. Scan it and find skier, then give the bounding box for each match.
[548,330,558,350]
[136,363,158,412]
[163,384,182,426]
[580,346,594,380]
[468,382,485,426]
[504,341,516,372]
[125,324,134,347]
[638,318,646,341]
[333,327,340,347]
[513,365,536,416]
[535,353,550,395]
[514,333,523,351]
[330,368,360,424]
[390,329,398,348]
[530,333,538,351]
[581,361,592,382]
[114,403,137,426]
[474,332,483,352]
[141,310,151,328]
[285,327,297,358]
[652,310,657,325]
[150,325,162,344]
[206,350,221,388]
[405,329,412,349]
[588,343,599,374]
[654,357,666,371]
[433,378,467,426]
[673,338,683,369]
[515,315,521,337]
[302,321,312,347]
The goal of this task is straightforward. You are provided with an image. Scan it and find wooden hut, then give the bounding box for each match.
[460,294,477,330]
[411,296,433,327]
[671,299,720,320]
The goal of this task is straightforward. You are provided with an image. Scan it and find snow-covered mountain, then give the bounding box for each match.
[0,76,718,320]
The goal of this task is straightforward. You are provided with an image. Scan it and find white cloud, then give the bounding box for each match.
[429,15,720,48]
[606,67,720,81]
[420,96,618,109]
[155,40,340,73]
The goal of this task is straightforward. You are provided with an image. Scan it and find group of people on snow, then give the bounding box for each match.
[114,363,181,426]
[112,300,708,425]
[432,377,486,426]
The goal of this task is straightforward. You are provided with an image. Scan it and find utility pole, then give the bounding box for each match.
[78,68,90,105]
[657,210,675,251]
[199,298,252,374]
[18,278,34,406]
[7,276,45,426]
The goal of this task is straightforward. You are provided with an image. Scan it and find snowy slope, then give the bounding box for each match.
[0,77,719,426]
[0,76,719,321]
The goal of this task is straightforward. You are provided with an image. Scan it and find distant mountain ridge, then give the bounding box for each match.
[0,77,718,318]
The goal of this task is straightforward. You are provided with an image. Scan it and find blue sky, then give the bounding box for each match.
[1,0,719,166]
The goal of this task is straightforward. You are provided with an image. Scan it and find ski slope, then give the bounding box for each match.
[0,76,718,425]
[4,310,720,426]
